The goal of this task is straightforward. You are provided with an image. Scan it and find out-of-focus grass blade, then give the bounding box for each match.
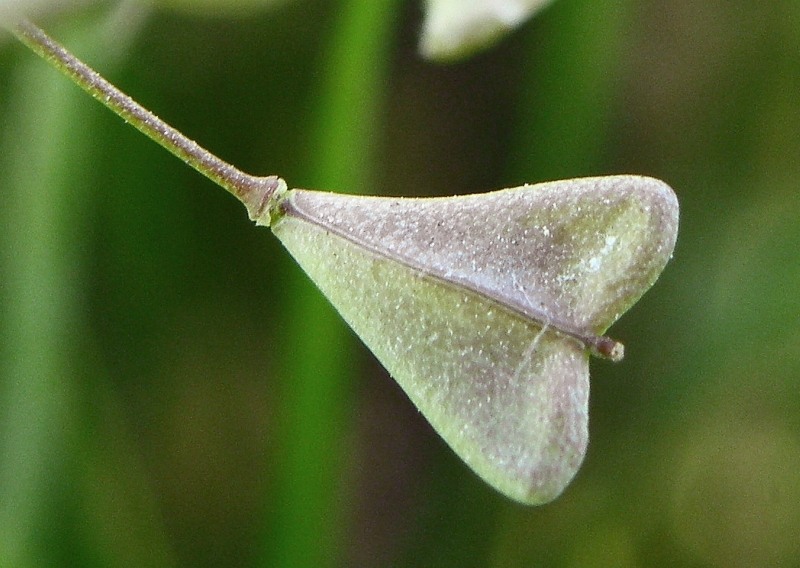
[261,2,401,567]
[0,10,177,567]
[508,0,632,180]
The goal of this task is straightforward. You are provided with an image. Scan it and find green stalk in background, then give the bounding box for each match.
[262,2,400,567]
[492,1,636,564]
[0,19,107,567]
[0,55,77,568]
[508,0,631,180]
[10,7,401,565]
[1,11,177,566]
[510,0,634,457]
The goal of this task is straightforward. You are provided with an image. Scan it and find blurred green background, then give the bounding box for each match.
[2,1,800,566]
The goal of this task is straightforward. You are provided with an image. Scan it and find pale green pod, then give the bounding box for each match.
[267,175,678,505]
[10,19,677,505]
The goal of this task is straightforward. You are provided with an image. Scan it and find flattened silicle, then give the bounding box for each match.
[269,175,679,504]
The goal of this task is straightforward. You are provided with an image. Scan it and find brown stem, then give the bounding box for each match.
[11,19,286,225]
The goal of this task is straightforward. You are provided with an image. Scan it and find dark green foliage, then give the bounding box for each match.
[2,1,800,566]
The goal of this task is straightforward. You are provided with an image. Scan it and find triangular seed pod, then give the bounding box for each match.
[267,175,679,504]
[12,21,678,506]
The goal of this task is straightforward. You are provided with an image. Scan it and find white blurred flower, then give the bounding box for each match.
[0,0,93,24]
[420,0,554,61]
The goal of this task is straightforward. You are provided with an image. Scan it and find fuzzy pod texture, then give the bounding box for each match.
[269,175,679,504]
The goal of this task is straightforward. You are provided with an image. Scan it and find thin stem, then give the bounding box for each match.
[11,19,286,225]
[9,20,624,363]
